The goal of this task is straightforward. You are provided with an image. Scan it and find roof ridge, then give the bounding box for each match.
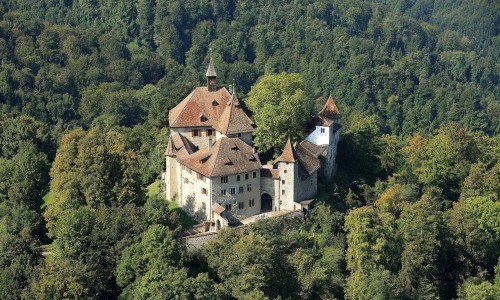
[170,87,199,127]
[225,95,236,133]
[207,138,223,176]
[213,93,254,134]
[297,141,316,157]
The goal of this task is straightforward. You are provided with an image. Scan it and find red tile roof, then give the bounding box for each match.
[178,137,261,177]
[213,94,254,135]
[165,132,194,157]
[168,87,233,128]
[274,139,320,179]
[276,138,298,163]
[296,142,321,177]
[299,140,326,158]
[261,168,280,179]
[319,95,341,120]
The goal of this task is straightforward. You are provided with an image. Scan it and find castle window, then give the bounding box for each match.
[193,145,199,152]
[221,176,228,184]
[238,202,244,209]
[245,174,249,180]
[247,184,252,192]
[321,128,325,133]
[221,189,226,196]
[282,180,285,184]
[206,129,213,136]
[197,173,206,182]
[239,186,244,193]
[225,204,232,211]
[230,188,236,195]
[192,129,199,137]
[282,190,285,195]
[201,188,207,195]
[253,171,257,178]
[249,199,255,207]
[284,170,287,174]
[237,175,240,181]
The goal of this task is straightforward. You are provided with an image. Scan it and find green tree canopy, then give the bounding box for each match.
[247,72,311,154]
[45,127,144,232]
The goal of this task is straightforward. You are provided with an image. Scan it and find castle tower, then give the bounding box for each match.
[276,138,299,211]
[206,58,217,92]
[305,95,342,179]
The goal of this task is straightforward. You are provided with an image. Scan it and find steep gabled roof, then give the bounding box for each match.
[178,137,261,177]
[274,138,320,179]
[206,58,217,77]
[295,143,321,179]
[319,95,341,120]
[168,87,232,128]
[213,94,254,135]
[165,132,194,157]
[299,140,326,158]
[276,138,298,163]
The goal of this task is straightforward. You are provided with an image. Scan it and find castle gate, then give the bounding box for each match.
[261,193,272,212]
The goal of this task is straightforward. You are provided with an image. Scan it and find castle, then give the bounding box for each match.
[165,59,341,231]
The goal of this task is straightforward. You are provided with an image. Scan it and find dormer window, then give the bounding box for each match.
[200,114,208,122]
[212,99,218,106]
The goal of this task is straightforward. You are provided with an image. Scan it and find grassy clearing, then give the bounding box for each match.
[41,191,52,209]
[146,180,162,198]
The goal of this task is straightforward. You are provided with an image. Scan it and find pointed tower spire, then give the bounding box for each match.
[276,137,298,163]
[319,95,341,120]
[206,57,217,77]
[206,57,217,92]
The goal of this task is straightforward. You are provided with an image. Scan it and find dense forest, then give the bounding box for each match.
[0,0,498,299]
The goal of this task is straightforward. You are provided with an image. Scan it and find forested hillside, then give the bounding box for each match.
[0,0,498,299]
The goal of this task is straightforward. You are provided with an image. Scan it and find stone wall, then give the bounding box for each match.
[261,176,279,211]
[278,161,297,211]
[295,171,317,202]
[179,166,211,221]
[213,171,261,218]
[174,127,214,150]
[306,125,330,146]
[183,210,305,249]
